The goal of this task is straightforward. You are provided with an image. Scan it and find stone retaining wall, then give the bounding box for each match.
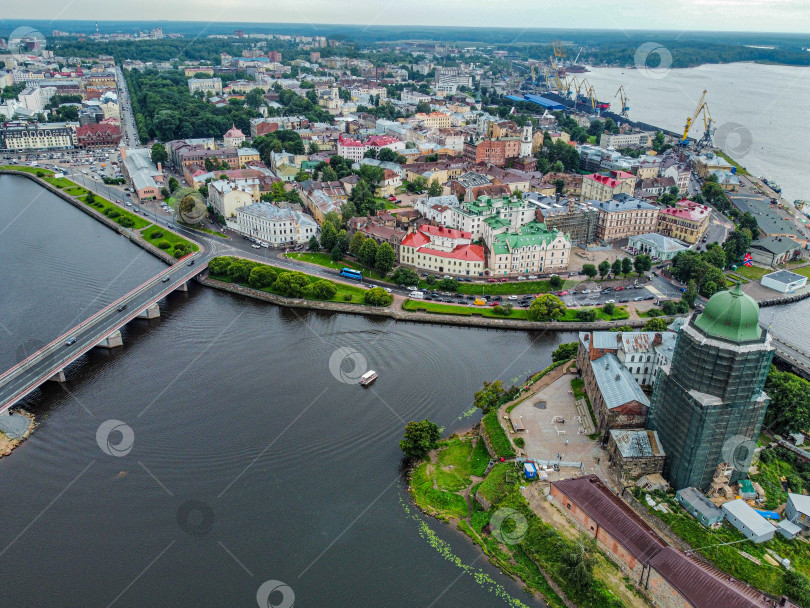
[1,170,176,265]
[200,274,657,332]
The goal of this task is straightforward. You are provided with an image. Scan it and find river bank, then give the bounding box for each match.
[201,272,655,332]
[0,410,36,458]
[406,360,647,608]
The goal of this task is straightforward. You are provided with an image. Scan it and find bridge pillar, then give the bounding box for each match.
[136,303,160,319]
[48,370,67,383]
[174,281,188,292]
[96,330,123,349]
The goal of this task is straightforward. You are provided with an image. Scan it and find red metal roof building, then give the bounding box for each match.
[551,476,797,608]
[400,225,485,277]
[76,122,122,149]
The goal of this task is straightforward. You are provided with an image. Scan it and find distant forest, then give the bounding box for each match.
[3,19,808,68]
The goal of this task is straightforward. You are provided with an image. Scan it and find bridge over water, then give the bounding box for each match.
[0,251,211,414]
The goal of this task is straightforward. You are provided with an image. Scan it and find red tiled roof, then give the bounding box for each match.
[585,173,620,189]
[419,244,485,262]
[660,199,709,221]
[401,231,430,248]
[419,224,471,239]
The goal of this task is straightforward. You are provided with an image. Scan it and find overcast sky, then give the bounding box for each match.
[6,0,810,33]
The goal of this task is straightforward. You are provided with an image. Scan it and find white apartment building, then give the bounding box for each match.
[18,86,56,113]
[188,78,223,95]
[599,131,654,149]
[236,202,318,246]
[449,196,536,241]
[400,90,432,105]
[1,121,77,150]
[208,178,260,218]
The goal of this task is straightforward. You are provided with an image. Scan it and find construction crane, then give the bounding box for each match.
[573,47,583,65]
[614,86,630,119]
[552,39,567,61]
[682,89,715,151]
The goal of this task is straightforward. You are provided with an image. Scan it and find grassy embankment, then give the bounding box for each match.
[410,437,640,608]
[208,258,370,305]
[402,299,630,322]
[713,150,750,176]
[633,487,809,601]
[286,252,387,280]
[140,226,199,256]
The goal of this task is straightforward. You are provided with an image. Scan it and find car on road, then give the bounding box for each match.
[527,275,538,280]
[406,285,418,291]
[252,244,261,248]
[162,276,171,283]
[615,286,624,291]
[634,296,644,301]
[499,278,508,282]
[383,287,392,293]
[644,295,655,301]
[507,295,518,300]
[65,337,77,346]
[605,299,615,304]
[557,290,568,296]
[517,276,526,281]
[582,289,591,294]
[487,278,496,283]
[188,260,195,266]
[117,304,128,312]
[488,301,499,306]
[618,298,629,303]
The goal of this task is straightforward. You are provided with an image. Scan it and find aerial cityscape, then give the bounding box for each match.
[1,5,810,608]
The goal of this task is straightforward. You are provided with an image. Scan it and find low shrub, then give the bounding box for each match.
[150,230,164,239]
[157,240,171,250]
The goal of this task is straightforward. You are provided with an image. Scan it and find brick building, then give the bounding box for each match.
[551,476,789,608]
[76,122,121,149]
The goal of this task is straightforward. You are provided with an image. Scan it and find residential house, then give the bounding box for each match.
[348,216,406,257]
[223,124,246,148]
[487,222,571,276]
[657,199,710,244]
[748,236,802,267]
[208,179,260,218]
[591,194,659,242]
[236,202,318,246]
[581,171,637,202]
[399,225,485,276]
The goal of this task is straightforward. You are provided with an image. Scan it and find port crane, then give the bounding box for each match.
[614,86,630,119]
[552,39,566,61]
[682,89,715,152]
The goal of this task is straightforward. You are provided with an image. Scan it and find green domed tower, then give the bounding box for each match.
[647,284,774,491]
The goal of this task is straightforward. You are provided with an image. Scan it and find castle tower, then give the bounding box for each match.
[647,285,773,491]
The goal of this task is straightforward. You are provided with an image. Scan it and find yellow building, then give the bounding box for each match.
[581,172,636,202]
[413,112,451,129]
[656,199,711,244]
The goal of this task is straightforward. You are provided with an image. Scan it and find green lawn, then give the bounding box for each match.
[713,150,750,176]
[286,252,387,280]
[401,299,629,322]
[419,278,578,296]
[481,411,515,458]
[0,165,54,176]
[729,265,771,281]
[402,299,530,319]
[785,265,810,279]
[209,259,370,305]
[409,461,470,521]
[80,194,152,230]
[140,226,200,255]
[434,437,491,492]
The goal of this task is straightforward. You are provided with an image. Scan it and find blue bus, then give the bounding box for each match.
[339,267,363,281]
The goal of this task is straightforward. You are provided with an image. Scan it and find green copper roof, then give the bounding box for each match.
[694,283,761,342]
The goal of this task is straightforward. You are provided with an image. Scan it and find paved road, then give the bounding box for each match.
[116,66,140,147]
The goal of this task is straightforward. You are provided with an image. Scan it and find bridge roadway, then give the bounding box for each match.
[0,246,214,414]
[767,330,810,379]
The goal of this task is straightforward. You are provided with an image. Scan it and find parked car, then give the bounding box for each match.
[644,295,655,301]
[557,290,568,296]
[582,289,591,294]
[252,244,261,249]
[634,296,644,301]
[487,278,497,283]
[499,278,508,282]
[615,286,624,291]
[517,276,526,281]
[507,295,519,300]
[605,299,615,304]
[527,275,538,280]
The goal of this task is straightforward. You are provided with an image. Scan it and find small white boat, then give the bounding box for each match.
[359,370,377,386]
